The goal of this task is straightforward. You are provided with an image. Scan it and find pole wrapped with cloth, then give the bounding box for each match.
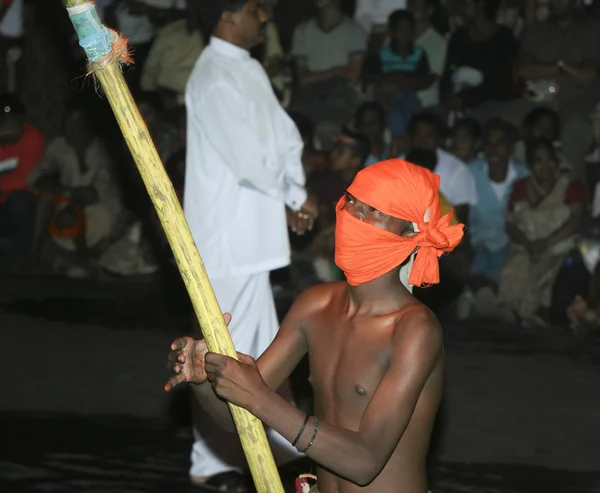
[63,2,285,493]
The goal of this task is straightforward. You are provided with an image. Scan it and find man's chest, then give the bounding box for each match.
[307,318,393,418]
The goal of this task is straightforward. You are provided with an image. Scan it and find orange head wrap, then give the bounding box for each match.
[334,159,465,287]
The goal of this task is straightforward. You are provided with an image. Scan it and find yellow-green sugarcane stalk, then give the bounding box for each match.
[63,2,285,492]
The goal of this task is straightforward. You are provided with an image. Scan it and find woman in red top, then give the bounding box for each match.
[497,136,585,327]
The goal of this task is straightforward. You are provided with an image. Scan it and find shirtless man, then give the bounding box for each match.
[166,159,464,493]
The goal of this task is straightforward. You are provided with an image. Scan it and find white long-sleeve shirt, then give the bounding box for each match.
[184,37,307,280]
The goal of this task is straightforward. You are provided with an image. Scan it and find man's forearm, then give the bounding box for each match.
[192,382,236,433]
[253,390,388,486]
[298,67,341,86]
[518,61,558,81]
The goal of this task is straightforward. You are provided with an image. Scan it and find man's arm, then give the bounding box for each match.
[517,52,560,81]
[191,286,319,431]
[252,309,442,486]
[195,82,307,211]
[294,58,344,87]
[543,202,584,247]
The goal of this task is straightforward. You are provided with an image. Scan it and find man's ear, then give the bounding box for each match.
[221,10,235,25]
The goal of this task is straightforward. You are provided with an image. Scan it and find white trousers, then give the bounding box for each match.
[189,271,300,479]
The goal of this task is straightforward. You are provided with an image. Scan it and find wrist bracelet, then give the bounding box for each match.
[297,416,319,454]
[292,413,310,447]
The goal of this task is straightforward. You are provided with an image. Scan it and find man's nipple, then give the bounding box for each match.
[355,385,366,396]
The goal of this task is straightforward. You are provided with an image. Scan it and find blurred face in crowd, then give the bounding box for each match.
[331,142,362,172]
[356,109,385,144]
[65,110,94,148]
[483,129,513,171]
[451,126,479,163]
[527,115,559,141]
[551,0,577,18]
[0,114,24,146]
[529,145,559,187]
[225,0,270,49]
[407,0,434,25]
[315,0,340,10]
[460,0,481,22]
[410,122,440,153]
[390,19,415,49]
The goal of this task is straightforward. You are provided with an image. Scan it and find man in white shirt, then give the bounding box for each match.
[185,0,317,488]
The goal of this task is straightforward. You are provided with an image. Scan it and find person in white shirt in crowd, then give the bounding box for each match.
[406,0,447,109]
[289,0,367,131]
[0,0,23,94]
[184,1,318,490]
[407,111,477,224]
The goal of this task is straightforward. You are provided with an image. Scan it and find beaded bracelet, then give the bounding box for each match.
[292,413,310,447]
[297,416,319,454]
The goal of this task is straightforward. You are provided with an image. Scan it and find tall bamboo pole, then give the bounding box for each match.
[62,2,285,492]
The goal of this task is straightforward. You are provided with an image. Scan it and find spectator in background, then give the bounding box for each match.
[497,0,524,37]
[440,0,518,120]
[364,10,434,136]
[514,107,569,169]
[140,0,204,108]
[288,111,329,176]
[355,0,407,51]
[306,129,370,281]
[0,93,43,270]
[457,118,528,319]
[28,100,124,278]
[407,111,477,223]
[405,148,459,224]
[104,0,159,90]
[448,117,482,165]
[498,137,585,327]
[407,0,448,109]
[290,0,367,127]
[0,0,23,94]
[518,0,600,183]
[355,101,391,167]
[259,0,292,108]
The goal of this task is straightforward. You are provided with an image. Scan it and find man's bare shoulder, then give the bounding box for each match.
[390,303,443,358]
[284,281,346,325]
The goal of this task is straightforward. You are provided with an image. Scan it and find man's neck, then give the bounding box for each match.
[212,30,249,51]
[347,269,413,316]
[488,160,510,183]
[369,137,385,157]
[317,6,343,30]
[415,20,430,38]
[391,42,412,57]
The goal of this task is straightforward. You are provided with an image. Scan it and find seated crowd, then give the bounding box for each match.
[1,0,600,331]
